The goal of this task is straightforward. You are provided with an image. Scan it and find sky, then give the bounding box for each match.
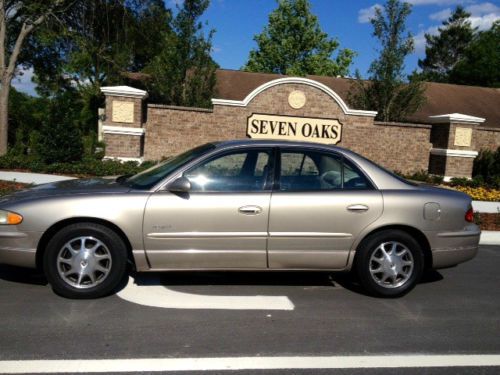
[12,0,500,95]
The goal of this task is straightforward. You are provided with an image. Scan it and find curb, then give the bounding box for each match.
[479,231,500,245]
[472,201,500,214]
[0,171,75,185]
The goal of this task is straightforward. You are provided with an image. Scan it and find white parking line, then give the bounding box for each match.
[116,277,295,310]
[1,355,499,373]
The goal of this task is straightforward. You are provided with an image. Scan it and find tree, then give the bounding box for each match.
[449,21,500,88]
[35,92,84,164]
[243,0,355,76]
[30,0,172,133]
[0,0,74,155]
[350,0,425,122]
[144,0,217,107]
[418,6,475,83]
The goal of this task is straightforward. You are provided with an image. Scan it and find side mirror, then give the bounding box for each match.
[168,176,191,193]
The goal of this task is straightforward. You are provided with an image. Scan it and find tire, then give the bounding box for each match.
[43,223,128,299]
[355,230,424,298]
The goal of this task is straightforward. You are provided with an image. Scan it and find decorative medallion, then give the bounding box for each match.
[288,90,306,109]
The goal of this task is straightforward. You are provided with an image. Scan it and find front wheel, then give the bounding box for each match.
[355,230,424,298]
[43,223,128,299]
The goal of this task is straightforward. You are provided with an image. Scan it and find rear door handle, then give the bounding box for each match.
[347,204,369,212]
[238,205,262,215]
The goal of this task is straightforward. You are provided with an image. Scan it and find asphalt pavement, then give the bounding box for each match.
[0,245,499,374]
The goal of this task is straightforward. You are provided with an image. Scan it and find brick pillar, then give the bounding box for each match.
[428,113,485,180]
[100,86,148,162]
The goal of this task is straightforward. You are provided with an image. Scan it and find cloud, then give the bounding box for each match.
[429,8,452,21]
[413,25,440,54]
[469,12,500,30]
[358,4,382,24]
[467,2,500,15]
[413,1,499,55]
[428,2,499,29]
[11,66,37,96]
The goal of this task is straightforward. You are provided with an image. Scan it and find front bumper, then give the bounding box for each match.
[427,227,481,269]
[0,231,42,268]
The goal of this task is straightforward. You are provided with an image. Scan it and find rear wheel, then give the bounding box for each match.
[43,223,128,299]
[355,230,424,297]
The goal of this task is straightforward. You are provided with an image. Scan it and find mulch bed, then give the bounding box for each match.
[0,180,30,196]
[476,213,500,231]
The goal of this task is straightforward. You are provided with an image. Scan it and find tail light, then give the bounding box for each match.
[465,207,474,223]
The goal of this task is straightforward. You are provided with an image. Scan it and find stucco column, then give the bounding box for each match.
[428,113,485,180]
[100,86,148,162]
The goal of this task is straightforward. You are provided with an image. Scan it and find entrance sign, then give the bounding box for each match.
[247,114,342,145]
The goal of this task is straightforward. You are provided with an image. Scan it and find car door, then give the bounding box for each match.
[143,147,273,269]
[267,148,383,270]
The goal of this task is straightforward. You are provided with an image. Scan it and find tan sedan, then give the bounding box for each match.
[0,140,480,298]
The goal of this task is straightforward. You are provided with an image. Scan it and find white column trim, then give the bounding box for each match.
[430,148,478,158]
[100,86,148,99]
[103,125,145,136]
[429,113,485,124]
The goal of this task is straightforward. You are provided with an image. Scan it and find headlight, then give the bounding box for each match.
[0,210,23,225]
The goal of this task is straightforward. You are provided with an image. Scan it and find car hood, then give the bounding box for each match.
[0,177,131,206]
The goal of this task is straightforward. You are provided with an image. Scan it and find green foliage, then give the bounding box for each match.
[349,0,425,122]
[394,169,444,185]
[471,147,500,188]
[449,21,500,88]
[7,88,48,152]
[34,94,84,164]
[28,1,173,133]
[417,6,475,83]
[243,0,354,76]
[144,0,217,107]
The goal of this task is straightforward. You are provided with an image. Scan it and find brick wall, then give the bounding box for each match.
[143,83,431,174]
[476,127,500,151]
[104,133,143,158]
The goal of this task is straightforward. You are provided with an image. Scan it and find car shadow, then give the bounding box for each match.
[127,268,443,293]
[0,264,444,297]
[0,264,48,286]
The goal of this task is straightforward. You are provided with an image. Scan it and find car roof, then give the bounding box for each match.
[213,138,344,150]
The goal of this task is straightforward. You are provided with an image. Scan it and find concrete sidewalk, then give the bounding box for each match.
[0,171,75,185]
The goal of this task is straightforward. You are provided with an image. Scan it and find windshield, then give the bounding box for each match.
[123,143,216,189]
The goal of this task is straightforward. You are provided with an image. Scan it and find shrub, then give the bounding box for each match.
[0,153,156,177]
[35,96,84,164]
[398,169,444,185]
[472,147,500,189]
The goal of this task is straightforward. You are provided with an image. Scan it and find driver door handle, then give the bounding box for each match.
[238,206,262,215]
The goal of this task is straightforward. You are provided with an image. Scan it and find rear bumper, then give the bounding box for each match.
[0,231,42,268]
[427,227,481,269]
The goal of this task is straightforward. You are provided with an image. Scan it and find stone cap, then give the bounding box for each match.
[429,113,485,124]
[100,86,148,99]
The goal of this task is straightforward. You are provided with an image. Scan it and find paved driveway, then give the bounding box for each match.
[0,246,499,374]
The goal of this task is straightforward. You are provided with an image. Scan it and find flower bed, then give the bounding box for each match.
[452,186,500,202]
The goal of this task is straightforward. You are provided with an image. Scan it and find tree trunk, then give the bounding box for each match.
[0,81,10,156]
